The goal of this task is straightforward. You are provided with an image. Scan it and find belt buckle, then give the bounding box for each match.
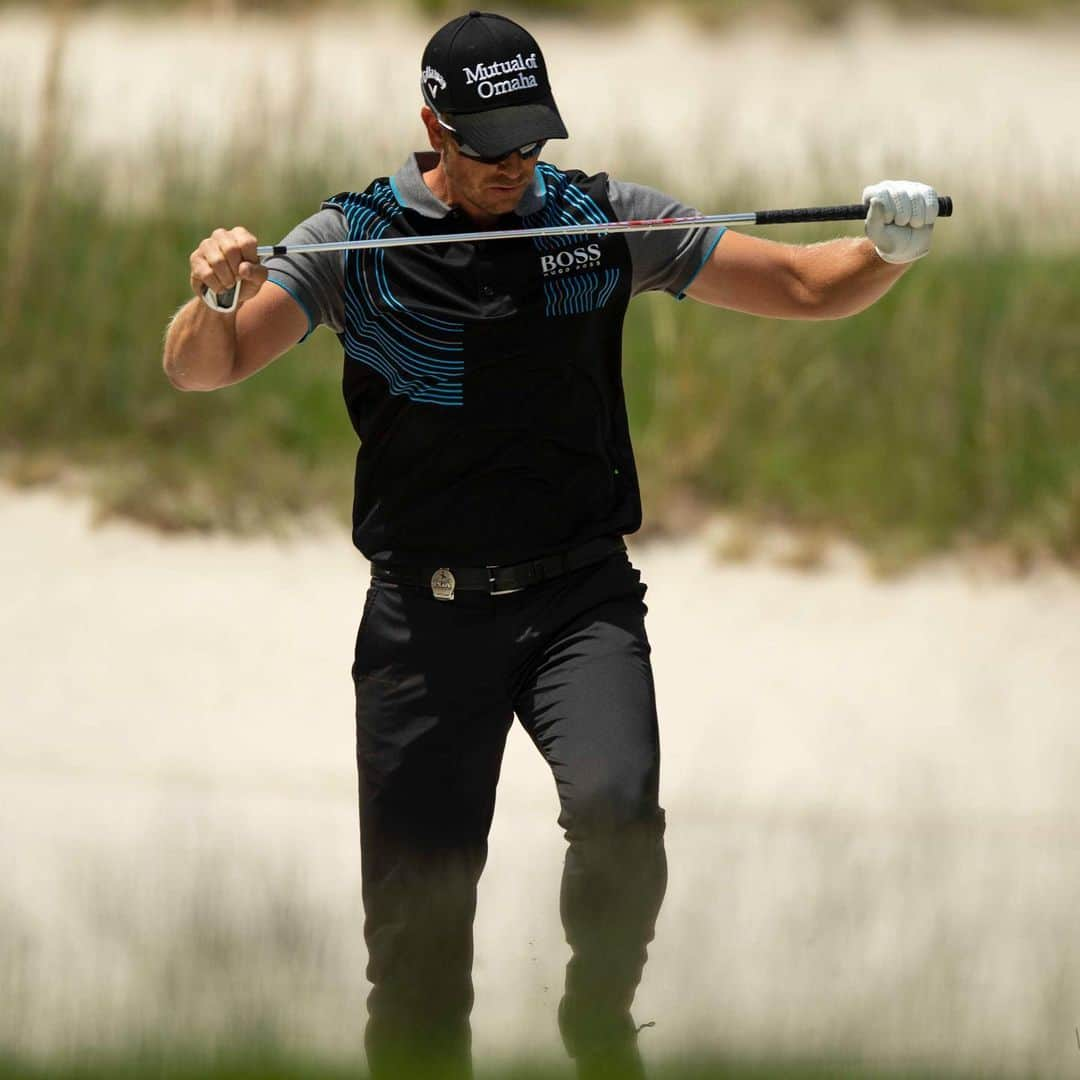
[431,567,455,601]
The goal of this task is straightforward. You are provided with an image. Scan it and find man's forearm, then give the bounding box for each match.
[791,237,909,320]
[162,298,239,391]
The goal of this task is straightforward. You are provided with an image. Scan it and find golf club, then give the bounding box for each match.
[203,196,954,311]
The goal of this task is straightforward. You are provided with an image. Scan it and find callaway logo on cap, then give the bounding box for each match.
[421,10,568,159]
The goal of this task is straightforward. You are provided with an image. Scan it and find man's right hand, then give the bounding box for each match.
[166,226,305,391]
[189,227,269,309]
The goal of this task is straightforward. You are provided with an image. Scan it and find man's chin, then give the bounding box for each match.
[486,185,526,209]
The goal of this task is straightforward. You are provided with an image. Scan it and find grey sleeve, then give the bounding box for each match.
[607,179,726,299]
[263,205,347,337]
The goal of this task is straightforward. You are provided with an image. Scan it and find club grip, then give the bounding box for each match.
[755,195,953,226]
[200,283,240,313]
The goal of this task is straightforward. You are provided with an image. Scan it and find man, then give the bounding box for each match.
[162,11,937,1078]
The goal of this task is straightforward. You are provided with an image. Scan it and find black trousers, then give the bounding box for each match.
[352,549,667,1079]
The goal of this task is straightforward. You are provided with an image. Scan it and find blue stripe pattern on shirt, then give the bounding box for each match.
[543,268,621,318]
[524,163,611,252]
[528,164,623,317]
[334,183,465,407]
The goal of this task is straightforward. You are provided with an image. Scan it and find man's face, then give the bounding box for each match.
[446,140,538,219]
[422,107,539,222]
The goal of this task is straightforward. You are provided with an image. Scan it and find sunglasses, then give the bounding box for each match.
[437,115,545,165]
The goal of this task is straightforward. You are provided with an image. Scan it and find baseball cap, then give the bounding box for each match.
[421,10,568,158]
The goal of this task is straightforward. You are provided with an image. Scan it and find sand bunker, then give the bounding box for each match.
[3,486,1079,1072]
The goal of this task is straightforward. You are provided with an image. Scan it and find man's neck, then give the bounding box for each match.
[421,159,501,228]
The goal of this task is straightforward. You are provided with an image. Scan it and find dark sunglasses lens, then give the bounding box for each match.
[457,142,499,163]
[458,139,544,164]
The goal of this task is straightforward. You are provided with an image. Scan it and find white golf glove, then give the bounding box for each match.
[863,180,938,264]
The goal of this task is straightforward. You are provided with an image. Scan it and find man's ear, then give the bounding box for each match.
[420,106,444,153]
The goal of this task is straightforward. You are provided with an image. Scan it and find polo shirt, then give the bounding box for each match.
[264,152,725,566]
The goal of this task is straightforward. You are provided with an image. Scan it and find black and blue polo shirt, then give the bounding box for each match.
[265,152,725,565]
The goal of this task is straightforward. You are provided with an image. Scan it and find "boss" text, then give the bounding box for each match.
[540,244,602,276]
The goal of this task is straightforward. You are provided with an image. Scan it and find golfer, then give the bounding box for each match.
[162,11,937,1079]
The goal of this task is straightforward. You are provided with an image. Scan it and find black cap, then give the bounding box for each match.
[421,11,568,158]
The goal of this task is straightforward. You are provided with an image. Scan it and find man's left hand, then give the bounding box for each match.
[863,180,938,265]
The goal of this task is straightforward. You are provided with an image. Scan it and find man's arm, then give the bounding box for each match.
[684,180,937,320]
[162,227,308,391]
[684,232,906,320]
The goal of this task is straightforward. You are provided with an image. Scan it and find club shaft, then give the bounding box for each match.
[254,196,953,258]
[256,212,757,258]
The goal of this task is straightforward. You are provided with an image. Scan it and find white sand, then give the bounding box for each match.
[2,9,1080,234]
[3,484,1079,1073]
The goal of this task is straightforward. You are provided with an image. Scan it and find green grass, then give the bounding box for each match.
[624,256,1080,567]
[2,137,1078,569]
[0,1048,1029,1080]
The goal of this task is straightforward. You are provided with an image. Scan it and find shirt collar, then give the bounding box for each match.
[389,151,546,220]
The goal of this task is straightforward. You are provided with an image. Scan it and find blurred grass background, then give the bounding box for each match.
[3,134,1077,570]
[2,1,1078,572]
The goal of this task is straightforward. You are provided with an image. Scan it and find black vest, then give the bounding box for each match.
[328,163,640,565]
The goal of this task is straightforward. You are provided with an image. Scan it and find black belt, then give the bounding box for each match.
[370,536,626,601]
